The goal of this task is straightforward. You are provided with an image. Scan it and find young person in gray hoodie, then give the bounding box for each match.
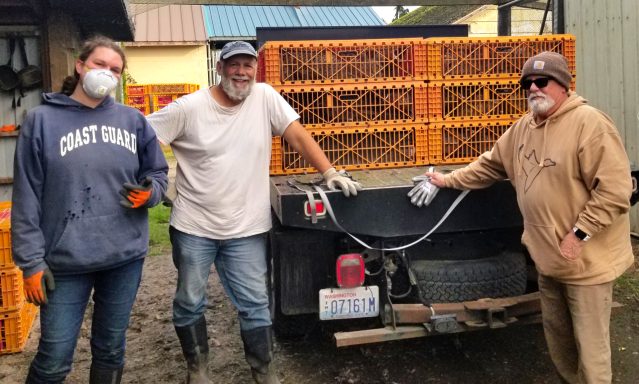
[11,36,168,384]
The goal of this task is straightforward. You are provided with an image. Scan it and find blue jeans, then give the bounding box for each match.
[27,259,144,384]
[169,226,271,331]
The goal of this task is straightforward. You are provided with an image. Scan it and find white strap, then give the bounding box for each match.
[305,190,318,224]
[313,186,470,251]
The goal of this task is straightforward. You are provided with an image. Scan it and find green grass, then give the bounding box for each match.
[614,270,639,303]
[161,144,175,162]
[148,204,171,256]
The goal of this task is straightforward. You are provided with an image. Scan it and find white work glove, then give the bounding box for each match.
[407,169,440,207]
[322,167,362,197]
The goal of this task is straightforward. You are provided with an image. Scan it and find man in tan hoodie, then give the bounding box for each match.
[421,51,634,384]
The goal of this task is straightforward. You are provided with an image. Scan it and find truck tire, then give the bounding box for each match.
[411,251,527,303]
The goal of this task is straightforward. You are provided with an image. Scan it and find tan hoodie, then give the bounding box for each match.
[445,93,634,284]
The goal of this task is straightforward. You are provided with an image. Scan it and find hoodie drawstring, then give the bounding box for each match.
[539,120,549,167]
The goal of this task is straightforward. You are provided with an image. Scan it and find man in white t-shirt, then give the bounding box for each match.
[146,41,360,384]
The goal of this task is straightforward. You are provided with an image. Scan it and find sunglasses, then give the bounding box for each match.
[521,77,551,90]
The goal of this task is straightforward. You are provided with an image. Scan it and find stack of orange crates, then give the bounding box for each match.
[259,34,576,173]
[147,84,199,113]
[424,35,576,164]
[125,85,151,115]
[125,83,200,115]
[259,38,430,175]
[0,202,38,355]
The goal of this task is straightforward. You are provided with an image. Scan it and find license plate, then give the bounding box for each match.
[319,286,379,320]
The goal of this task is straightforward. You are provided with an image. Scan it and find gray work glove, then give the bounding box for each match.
[408,173,440,207]
[322,167,362,197]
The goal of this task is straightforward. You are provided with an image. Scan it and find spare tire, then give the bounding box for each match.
[412,251,527,303]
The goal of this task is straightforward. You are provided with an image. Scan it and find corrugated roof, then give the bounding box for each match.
[203,6,384,41]
[133,4,207,43]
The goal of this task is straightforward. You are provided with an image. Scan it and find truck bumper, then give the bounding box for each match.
[333,292,625,347]
[334,292,542,347]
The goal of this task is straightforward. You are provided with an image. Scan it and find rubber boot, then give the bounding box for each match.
[241,326,281,384]
[175,316,211,384]
[89,365,123,384]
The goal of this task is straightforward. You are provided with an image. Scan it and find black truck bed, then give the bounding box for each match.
[269,166,523,238]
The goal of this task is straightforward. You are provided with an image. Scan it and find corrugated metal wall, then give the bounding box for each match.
[565,0,639,231]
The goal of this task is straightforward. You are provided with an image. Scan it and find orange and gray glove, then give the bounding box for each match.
[119,176,153,208]
[24,268,55,306]
[322,167,362,197]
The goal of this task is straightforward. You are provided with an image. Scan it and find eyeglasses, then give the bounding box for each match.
[521,77,551,90]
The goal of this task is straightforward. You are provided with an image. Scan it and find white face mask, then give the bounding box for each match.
[82,68,118,99]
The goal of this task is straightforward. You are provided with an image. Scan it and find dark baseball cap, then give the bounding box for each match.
[220,41,257,60]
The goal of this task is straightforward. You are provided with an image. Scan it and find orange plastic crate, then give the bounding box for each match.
[0,268,23,311]
[150,105,166,114]
[149,93,186,113]
[129,104,151,115]
[425,34,576,80]
[125,84,147,96]
[270,125,428,175]
[259,38,426,85]
[427,80,527,122]
[0,301,38,354]
[428,120,514,165]
[125,95,149,106]
[147,84,198,94]
[277,82,427,128]
[0,202,12,269]
[152,94,179,106]
[270,138,283,174]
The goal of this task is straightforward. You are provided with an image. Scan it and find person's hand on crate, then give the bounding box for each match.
[322,168,362,197]
[119,177,153,208]
[24,268,55,306]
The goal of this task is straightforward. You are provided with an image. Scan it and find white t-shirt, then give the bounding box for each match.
[147,84,299,239]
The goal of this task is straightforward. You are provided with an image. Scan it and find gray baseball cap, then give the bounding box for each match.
[220,41,257,60]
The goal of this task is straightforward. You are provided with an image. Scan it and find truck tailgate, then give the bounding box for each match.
[270,166,523,238]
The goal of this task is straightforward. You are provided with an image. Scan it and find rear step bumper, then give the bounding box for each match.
[335,292,543,347]
[334,292,625,347]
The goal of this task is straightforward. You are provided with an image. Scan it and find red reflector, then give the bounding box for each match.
[336,253,365,288]
[304,201,326,217]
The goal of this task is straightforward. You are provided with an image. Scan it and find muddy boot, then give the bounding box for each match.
[89,365,123,384]
[175,316,211,384]
[241,326,281,384]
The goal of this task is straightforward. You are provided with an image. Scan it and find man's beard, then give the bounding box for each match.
[528,92,556,117]
[220,75,254,102]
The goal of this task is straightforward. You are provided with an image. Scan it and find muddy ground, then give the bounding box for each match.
[1,243,638,384]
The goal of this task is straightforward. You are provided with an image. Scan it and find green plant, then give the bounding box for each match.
[148,204,171,256]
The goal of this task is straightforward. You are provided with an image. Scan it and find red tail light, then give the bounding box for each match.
[336,253,365,288]
[304,200,326,217]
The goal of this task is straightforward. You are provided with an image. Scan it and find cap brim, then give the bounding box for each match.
[222,49,257,59]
